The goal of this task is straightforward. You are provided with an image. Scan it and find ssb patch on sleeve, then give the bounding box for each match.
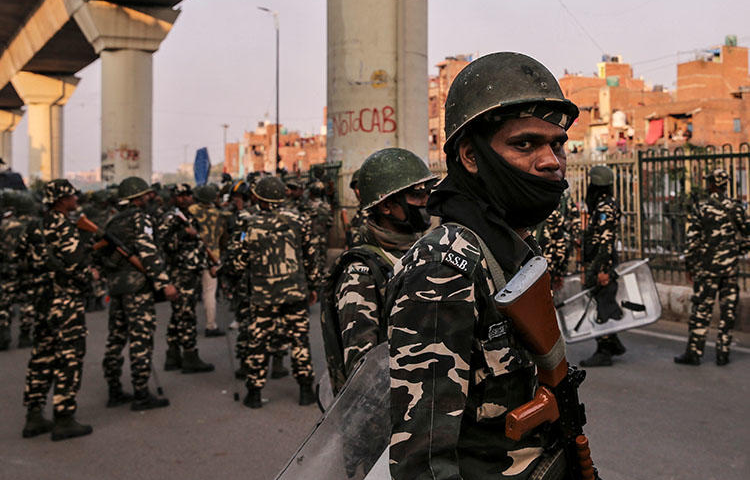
[441,231,480,277]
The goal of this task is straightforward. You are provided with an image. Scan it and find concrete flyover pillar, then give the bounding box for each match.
[0,109,24,170]
[327,0,428,211]
[73,1,180,184]
[11,73,78,181]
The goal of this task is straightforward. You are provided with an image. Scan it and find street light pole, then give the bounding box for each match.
[258,7,280,174]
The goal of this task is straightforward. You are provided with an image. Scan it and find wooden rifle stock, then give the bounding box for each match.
[495,257,599,479]
[77,214,147,274]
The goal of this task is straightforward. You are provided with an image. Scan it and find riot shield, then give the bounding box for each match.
[555,258,662,343]
[274,342,390,480]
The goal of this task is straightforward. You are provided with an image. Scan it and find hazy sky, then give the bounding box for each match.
[9,0,750,177]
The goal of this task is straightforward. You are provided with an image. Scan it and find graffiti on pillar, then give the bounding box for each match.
[329,106,397,137]
[101,145,141,181]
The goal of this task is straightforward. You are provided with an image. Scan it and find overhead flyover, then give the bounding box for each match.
[0,0,183,182]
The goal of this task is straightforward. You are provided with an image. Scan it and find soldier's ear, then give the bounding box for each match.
[378,199,394,216]
[458,139,478,174]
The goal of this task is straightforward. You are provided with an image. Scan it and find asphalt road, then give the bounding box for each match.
[0,299,748,480]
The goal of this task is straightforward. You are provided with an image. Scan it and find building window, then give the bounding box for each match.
[734,118,741,132]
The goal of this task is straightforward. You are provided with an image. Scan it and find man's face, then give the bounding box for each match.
[288,186,303,199]
[58,194,78,212]
[486,116,568,181]
[176,194,192,209]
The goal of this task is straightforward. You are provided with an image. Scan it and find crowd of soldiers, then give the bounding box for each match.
[0,168,334,441]
[1,50,745,480]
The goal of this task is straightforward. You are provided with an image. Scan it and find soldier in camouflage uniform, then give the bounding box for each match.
[100,177,178,410]
[579,166,626,367]
[303,180,333,276]
[386,52,580,480]
[322,149,436,396]
[189,184,227,337]
[22,179,93,440]
[0,192,38,349]
[676,168,750,366]
[538,207,568,289]
[225,176,319,408]
[81,190,110,312]
[158,184,214,374]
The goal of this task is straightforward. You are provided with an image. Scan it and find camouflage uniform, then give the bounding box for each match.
[227,207,254,364]
[348,208,369,248]
[80,192,110,309]
[581,193,625,362]
[684,189,750,359]
[538,208,568,282]
[0,212,31,344]
[387,224,543,479]
[101,206,171,395]
[225,204,319,390]
[24,208,91,416]
[158,206,207,351]
[303,196,333,275]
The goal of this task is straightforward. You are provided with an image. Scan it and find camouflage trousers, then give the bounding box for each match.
[0,282,34,334]
[167,271,199,351]
[103,291,157,394]
[688,273,738,356]
[235,295,252,361]
[23,287,87,416]
[243,301,313,389]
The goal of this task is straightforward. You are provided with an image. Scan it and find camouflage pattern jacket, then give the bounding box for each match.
[188,202,227,261]
[157,207,207,273]
[43,209,92,295]
[387,223,543,480]
[685,191,750,277]
[100,206,170,296]
[583,194,620,279]
[539,208,568,281]
[0,213,48,291]
[348,208,369,248]
[225,206,319,306]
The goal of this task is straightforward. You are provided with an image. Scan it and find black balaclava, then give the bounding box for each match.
[585,184,613,213]
[469,133,568,228]
[377,192,430,234]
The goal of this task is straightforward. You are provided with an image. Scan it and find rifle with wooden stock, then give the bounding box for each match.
[76,214,147,274]
[494,256,600,480]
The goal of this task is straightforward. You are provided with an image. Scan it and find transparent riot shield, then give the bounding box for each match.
[274,342,390,480]
[555,258,662,343]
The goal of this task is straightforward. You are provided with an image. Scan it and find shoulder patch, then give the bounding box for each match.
[346,262,371,276]
[442,228,481,277]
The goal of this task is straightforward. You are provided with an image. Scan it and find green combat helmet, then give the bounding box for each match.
[706,168,729,189]
[43,179,78,205]
[589,165,615,186]
[358,148,437,211]
[252,176,286,203]
[443,52,579,153]
[118,177,152,200]
[193,184,219,204]
[349,169,360,190]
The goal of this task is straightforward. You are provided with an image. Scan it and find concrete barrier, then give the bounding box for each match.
[656,282,750,333]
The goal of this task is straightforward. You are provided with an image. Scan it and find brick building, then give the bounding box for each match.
[224,120,327,177]
[561,39,750,154]
[428,54,471,167]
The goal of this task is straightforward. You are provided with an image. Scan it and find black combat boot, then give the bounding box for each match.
[92,296,106,312]
[17,330,33,349]
[0,325,10,351]
[106,384,134,408]
[580,351,613,367]
[131,389,170,411]
[716,351,730,366]
[298,380,315,406]
[674,350,701,366]
[270,354,289,379]
[181,349,215,373]
[205,328,225,338]
[606,336,627,356]
[164,345,182,371]
[51,414,93,441]
[22,409,54,438]
[243,387,262,409]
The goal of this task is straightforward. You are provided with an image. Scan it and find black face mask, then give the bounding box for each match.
[380,194,431,234]
[470,135,568,228]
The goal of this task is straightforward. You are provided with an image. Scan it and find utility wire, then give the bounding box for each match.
[557,0,606,54]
